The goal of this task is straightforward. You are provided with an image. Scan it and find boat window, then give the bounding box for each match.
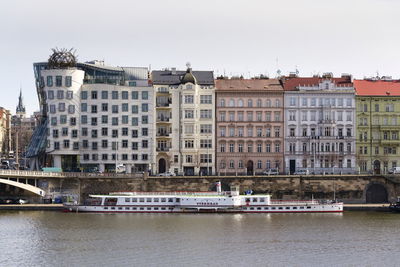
[154,207,159,210]
[245,198,250,202]
[140,207,144,210]
[84,197,102,206]
[168,198,173,202]
[307,206,311,209]
[125,198,130,202]
[252,198,257,202]
[132,207,137,210]
[264,207,269,210]
[250,207,255,210]
[125,207,130,210]
[293,207,297,209]
[176,198,180,202]
[146,198,152,202]
[169,207,173,210]
[118,207,123,210]
[300,207,304,209]
[111,207,115,210]
[104,207,108,210]
[147,207,151,210]
[278,207,283,210]
[154,198,159,202]
[271,207,276,210]
[161,198,166,202]
[104,198,118,206]
[286,207,290,210]
[257,207,261,210]
[132,198,137,202]
[259,198,265,202]
[139,198,145,202]
[161,207,166,210]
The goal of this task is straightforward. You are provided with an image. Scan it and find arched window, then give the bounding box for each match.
[275,99,280,107]
[266,99,271,107]
[238,99,243,107]
[248,99,253,107]
[220,99,225,107]
[229,99,235,107]
[257,99,262,107]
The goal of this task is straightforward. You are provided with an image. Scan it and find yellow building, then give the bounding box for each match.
[355,79,400,174]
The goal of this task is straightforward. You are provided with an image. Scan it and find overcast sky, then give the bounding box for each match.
[1,0,400,115]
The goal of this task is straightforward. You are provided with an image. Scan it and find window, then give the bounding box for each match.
[142,104,148,112]
[200,140,212,148]
[101,91,108,99]
[66,90,73,99]
[229,160,234,169]
[186,155,193,163]
[68,105,75,114]
[142,128,148,136]
[122,116,128,124]
[132,105,138,114]
[55,75,62,87]
[112,91,118,99]
[81,103,87,112]
[91,105,97,114]
[47,76,53,87]
[57,90,64,99]
[91,91,97,99]
[142,115,148,124]
[112,105,118,113]
[185,140,194,148]
[132,130,138,138]
[247,99,253,107]
[129,81,136,87]
[200,110,212,119]
[275,143,280,153]
[112,117,118,126]
[185,95,194,103]
[289,111,296,121]
[289,97,296,106]
[121,103,129,112]
[220,143,225,152]
[238,143,243,152]
[81,91,87,100]
[142,91,148,100]
[219,99,225,107]
[185,110,194,119]
[185,124,194,134]
[200,124,212,134]
[101,115,108,124]
[122,91,129,100]
[132,91,138,99]
[200,154,212,163]
[91,117,97,126]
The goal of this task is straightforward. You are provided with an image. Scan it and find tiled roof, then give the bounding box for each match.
[354,79,400,96]
[282,77,353,91]
[215,79,283,91]
[151,70,214,85]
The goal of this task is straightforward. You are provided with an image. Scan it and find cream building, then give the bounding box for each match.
[151,67,215,175]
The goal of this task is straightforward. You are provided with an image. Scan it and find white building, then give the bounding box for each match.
[282,74,357,174]
[151,67,215,175]
[32,50,155,173]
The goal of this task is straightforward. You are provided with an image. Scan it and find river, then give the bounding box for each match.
[0,211,399,266]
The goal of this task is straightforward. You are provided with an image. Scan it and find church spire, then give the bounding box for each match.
[16,88,26,117]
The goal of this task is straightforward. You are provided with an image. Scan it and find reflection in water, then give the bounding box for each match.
[0,211,399,266]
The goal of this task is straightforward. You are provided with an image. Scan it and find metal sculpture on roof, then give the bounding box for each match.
[47,48,77,69]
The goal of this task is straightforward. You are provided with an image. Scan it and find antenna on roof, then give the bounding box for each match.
[186,62,191,69]
[295,65,299,75]
[275,57,281,78]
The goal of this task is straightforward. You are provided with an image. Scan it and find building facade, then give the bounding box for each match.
[0,107,11,158]
[151,67,215,175]
[354,79,400,174]
[282,74,356,174]
[215,79,284,175]
[32,50,155,173]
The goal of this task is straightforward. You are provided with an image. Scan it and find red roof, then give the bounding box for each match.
[354,79,400,96]
[282,77,353,91]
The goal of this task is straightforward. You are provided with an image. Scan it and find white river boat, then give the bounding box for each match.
[64,184,343,213]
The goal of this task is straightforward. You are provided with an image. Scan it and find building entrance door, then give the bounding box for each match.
[373,160,381,174]
[289,160,296,174]
[158,158,166,173]
[247,161,254,175]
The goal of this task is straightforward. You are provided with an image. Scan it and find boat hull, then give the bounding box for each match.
[64,203,343,213]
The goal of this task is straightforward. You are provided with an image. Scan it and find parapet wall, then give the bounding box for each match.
[38,175,400,204]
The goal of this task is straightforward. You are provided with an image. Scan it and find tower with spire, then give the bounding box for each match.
[16,89,26,118]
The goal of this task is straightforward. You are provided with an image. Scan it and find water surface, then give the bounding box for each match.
[0,211,399,266]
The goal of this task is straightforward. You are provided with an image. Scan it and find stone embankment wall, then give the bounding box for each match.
[38,175,400,203]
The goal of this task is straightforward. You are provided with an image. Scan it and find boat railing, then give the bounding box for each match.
[270,200,319,205]
[109,191,235,196]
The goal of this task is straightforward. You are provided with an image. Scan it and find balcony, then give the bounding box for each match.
[318,119,336,124]
[157,117,170,122]
[157,132,170,137]
[156,147,170,152]
[156,102,171,108]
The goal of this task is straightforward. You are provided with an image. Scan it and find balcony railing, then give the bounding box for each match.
[157,132,170,137]
[156,147,170,152]
[157,117,170,122]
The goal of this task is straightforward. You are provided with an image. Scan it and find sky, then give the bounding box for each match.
[1,0,400,115]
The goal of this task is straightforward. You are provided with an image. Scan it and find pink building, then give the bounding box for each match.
[215,79,284,175]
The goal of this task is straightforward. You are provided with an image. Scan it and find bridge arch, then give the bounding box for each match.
[0,178,44,196]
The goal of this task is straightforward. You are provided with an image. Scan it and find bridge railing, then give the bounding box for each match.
[0,169,145,179]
